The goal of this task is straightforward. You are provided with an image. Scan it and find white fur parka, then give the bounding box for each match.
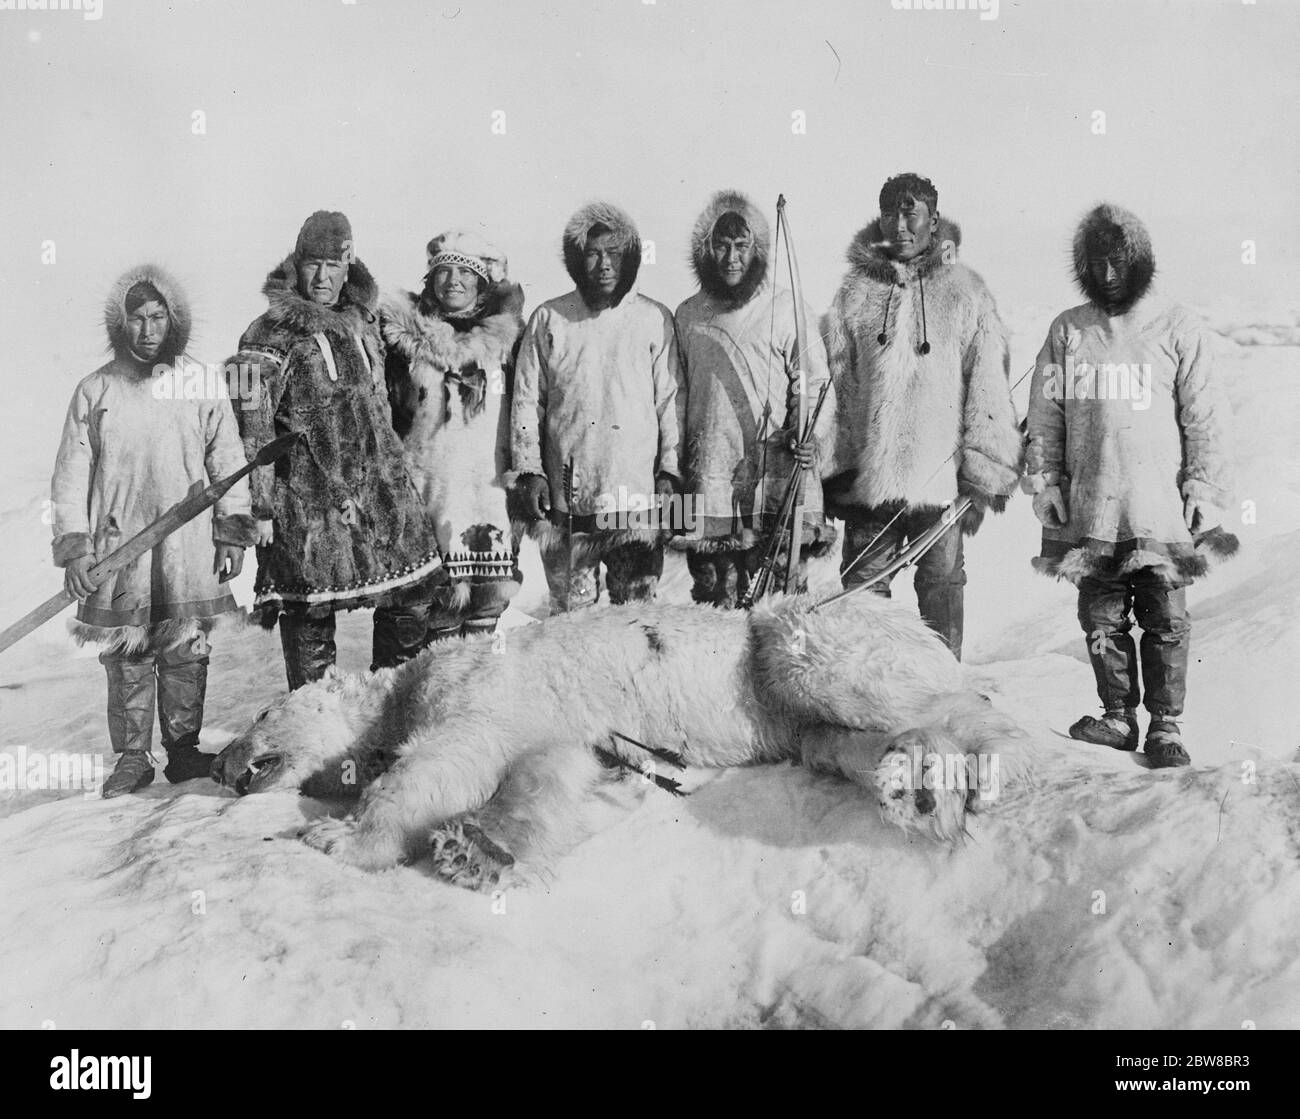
[821,217,1022,530]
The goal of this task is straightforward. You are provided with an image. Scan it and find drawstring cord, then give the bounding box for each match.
[876,270,931,355]
[918,270,930,355]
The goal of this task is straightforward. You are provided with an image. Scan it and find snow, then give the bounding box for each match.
[1,316,1297,1030]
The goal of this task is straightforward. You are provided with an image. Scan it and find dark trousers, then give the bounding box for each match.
[1077,567,1190,718]
[840,506,966,659]
[279,611,337,691]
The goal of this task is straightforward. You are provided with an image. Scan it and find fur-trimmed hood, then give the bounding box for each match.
[689,190,770,308]
[562,200,641,308]
[382,279,525,374]
[1072,203,1155,316]
[260,254,380,333]
[844,216,963,285]
[104,262,192,364]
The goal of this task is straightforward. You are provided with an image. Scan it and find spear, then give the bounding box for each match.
[0,432,302,657]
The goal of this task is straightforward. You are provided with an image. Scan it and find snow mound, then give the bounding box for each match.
[1,724,1296,1029]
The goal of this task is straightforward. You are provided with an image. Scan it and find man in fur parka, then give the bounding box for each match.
[51,264,259,797]
[379,230,526,643]
[674,190,836,606]
[822,173,1022,660]
[1023,203,1238,766]
[230,211,443,690]
[511,201,684,612]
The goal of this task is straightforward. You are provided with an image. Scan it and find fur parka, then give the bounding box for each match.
[674,190,836,551]
[230,255,442,619]
[511,201,684,559]
[1022,204,1238,584]
[821,216,1022,534]
[51,263,257,654]
[381,278,526,609]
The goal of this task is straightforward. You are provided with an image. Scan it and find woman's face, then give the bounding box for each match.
[432,265,481,313]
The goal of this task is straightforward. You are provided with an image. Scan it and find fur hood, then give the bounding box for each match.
[688,189,770,308]
[562,200,641,308]
[382,279,525,374]
[1072,203,1155,316]
[844,216,963,285]
[104,262,191,364]
[260,254,379,333]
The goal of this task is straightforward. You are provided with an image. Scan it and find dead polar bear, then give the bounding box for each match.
[213,593,1032,887]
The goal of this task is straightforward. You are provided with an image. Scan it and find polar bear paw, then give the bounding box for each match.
[429,820,516,891]
[873,727,975,844]
[299,816,405,870]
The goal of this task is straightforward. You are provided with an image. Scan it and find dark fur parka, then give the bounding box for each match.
[230,255,442,618]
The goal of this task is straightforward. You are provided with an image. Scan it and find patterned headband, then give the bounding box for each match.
[427,250,491,284]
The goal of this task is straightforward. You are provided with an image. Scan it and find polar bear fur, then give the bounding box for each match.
[213,593,1032,887]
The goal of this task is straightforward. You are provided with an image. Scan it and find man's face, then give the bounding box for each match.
[125,299,170,362]
[711,232,755,288]
[1087,249,1129,306]
[583,232,624,300]
[432,265,481,313]
[296,258,348,305]
[880,194,937,261]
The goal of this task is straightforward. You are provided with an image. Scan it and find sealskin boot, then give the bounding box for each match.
[1145,717,1191,768]
[101,653,158,798]
[156,646,217,783]
[102,750,155,799]
[1069,708,1140,751]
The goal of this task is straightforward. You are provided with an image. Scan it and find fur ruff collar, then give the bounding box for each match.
[260,255,379,333]
[562,200,641,309]
[844,215,964,285]
[381,281,524,371]
[1071,202,1156,316]
[689,189,771,309]
[104,262,192,364]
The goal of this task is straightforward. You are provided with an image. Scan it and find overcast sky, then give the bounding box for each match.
[1,0,1296,478]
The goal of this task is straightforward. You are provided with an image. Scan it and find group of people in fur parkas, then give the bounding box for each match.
[49,172,1237,798]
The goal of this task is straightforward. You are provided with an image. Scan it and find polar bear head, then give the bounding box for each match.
[212,667,390,797]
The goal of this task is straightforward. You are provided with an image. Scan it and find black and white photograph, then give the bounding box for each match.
[0,0,1296,1058]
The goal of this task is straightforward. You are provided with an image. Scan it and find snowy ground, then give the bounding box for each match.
[0,318,1297,1030]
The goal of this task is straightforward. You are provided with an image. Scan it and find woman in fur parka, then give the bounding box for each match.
[1023,203,1238,766]
[51,263,258,797]
[230,212,443,690]
[674,189,836,606]
[822,173,1022,660]
[379,230,526,644]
